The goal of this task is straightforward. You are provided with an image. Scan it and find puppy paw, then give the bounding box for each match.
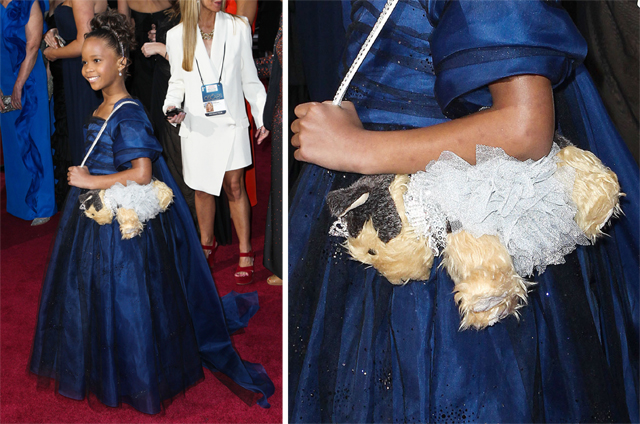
[116,208,144,239]
[152,180,174,210]
[453,269,529,330]
[443,231,532,330]
[556,145,622,240]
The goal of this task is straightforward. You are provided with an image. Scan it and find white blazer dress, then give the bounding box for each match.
[163,13,266,196]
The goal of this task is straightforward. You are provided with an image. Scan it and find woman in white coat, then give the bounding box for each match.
[164,0,268,284]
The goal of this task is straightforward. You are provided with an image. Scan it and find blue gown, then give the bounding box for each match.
[0,0,56,220]
[30,99,274,414]
[289,1,639,422]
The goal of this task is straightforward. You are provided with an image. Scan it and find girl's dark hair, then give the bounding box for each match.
[85,9,136,73]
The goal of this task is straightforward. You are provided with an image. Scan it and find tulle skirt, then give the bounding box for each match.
[31,159,274,414]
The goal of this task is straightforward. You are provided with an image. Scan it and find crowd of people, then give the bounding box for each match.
[1,0,281,415]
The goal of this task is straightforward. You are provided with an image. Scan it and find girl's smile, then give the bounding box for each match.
[81,37,124,91]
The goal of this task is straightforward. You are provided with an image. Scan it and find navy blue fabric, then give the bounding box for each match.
[294,0,347,102]
[288,1,639,422]
[30,100,274,413]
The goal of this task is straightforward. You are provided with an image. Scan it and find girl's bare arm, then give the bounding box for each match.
[291,74,555,174]
[68,157,153,189]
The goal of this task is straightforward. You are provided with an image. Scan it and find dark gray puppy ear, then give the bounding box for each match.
[326,174,394,217]
[327,174,402,242]
[326,176,378,217]
[553,132,573,149]
[78,189,103,211]
[327,190,369,218]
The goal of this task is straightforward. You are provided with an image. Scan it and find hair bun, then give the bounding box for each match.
[85,9,137,76]
[89,9,136,51]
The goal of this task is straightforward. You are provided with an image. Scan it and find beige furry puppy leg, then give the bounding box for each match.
[152,180,174,211]
[116,208,144,239]
[347,174,434,285]
[443,231,530,330]
[556,146,622,240]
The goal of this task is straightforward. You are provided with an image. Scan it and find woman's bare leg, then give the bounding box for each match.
[223,168,253,274]
[195,189,216,256]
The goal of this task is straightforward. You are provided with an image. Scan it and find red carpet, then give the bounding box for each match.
[0,140,282,423]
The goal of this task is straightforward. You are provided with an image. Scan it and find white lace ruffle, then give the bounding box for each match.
[404,144,590,277]
[103,180,166,223]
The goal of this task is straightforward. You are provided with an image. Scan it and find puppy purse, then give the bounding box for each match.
[326,0,622,330]
[78,101,174,239]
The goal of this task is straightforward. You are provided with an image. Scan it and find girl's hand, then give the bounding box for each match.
[165,105,186,124]
[291,101,365,171]
[43,46,57,62]
[44,28,59,48]
[11,83,23,110]
[141,42,165,58]
[0,87,4,112]
[256,126,269,144]
[68,166,93,188]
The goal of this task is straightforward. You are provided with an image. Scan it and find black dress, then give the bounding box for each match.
[54,4,102,166]
[257,15,282,278]
[45,11,71,208]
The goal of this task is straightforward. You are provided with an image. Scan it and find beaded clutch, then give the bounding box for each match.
[1,95,17,113]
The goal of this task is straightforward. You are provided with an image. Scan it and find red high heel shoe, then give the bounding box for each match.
[202,240,218,269]
[235,251,254,285]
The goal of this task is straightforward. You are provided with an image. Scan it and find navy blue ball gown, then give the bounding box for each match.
[0,0,56,220]
[30,99,274,414]
[288,1,639,422]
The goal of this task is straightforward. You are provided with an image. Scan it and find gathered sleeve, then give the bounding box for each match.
[428,0,587,118]
[110,109,162,171]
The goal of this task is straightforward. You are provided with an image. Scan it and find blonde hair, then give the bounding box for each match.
[180,0,248,72]
[180,0,199,71]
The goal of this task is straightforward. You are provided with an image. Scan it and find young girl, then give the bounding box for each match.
[30,10,274,414]
[289,1,638,422]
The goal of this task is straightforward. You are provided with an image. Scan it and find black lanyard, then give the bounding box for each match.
[196,42,226,85]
